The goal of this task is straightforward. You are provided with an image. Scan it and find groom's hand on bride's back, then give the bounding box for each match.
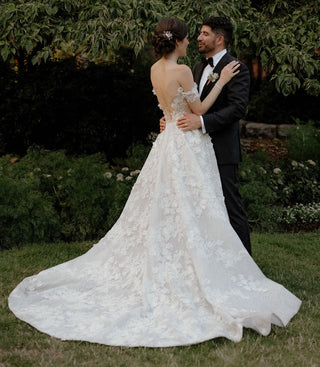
[177,113,201,131]
[160,116,166,132]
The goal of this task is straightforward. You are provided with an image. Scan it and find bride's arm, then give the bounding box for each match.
[179,61,240,115]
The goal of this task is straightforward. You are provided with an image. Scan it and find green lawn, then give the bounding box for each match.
[1,232,319,367]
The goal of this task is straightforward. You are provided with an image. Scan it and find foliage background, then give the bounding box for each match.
[1,0,319,94]
[0,0,319,157]
[0,1,319,247]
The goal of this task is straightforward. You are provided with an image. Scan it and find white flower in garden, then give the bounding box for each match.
[103,172,112,179]
[130,170,141,176]
[125,176,133,181]
[298,163,305,168]
[307,160,316,166]
[291,160,298,167]
[273,168,281,174]
[259,167,267,174]
[67,168,73,176]
[34,167,41,172]
[43,174,51,178]
[116,173,124,181]
[58,176,63,180]
[121,167,129,172]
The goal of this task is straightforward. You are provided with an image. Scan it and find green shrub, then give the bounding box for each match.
[239,152,320,231]
[286,122,320,161]
[0,175,60,248]
[277,159,320,205]
[239,153,278,231]
[1,143,319,248]
[105,182,133,229]
[112,144,152,169]
[0,146,148,248]
[53,154,115,241]
[0,148,116,247]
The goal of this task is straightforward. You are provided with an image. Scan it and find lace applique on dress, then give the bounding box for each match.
[153,83,199,122]
[178,83,199,102]
[171,83,198,117]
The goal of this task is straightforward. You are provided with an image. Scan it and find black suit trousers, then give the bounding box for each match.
[218,164,252,255]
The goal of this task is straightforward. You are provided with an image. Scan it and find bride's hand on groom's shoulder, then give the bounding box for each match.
[219,61,240,85]
[160,116,166,132]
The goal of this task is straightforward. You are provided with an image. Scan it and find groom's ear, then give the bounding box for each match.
[216,34,225,47]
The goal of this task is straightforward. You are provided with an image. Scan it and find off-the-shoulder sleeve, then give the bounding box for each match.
[181,83,199,103]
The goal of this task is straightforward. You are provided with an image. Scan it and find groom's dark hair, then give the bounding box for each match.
[203,17,233,48]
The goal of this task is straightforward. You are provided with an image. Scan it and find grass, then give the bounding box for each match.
[1,232,319,367]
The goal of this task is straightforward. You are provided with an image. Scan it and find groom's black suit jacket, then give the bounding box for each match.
[193,52,250,165]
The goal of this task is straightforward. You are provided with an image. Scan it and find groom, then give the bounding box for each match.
[161,17,252,255]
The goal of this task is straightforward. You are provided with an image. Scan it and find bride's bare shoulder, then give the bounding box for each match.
[175,64,191,72]
[151,61,191,72]
[175,65,194,88]
[150,62,193,85]
[150,61,160,73]
[175,64,193,79]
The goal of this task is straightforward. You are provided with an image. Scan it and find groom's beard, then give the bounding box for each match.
[198,43,216,55]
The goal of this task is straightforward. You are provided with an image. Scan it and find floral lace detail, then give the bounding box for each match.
[8,84,301,347]
[171,83,199,110]
[153,83,199,123]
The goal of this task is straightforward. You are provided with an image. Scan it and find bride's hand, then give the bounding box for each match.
[219,61,240,86]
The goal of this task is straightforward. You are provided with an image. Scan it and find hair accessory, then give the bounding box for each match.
[163,31,173,40]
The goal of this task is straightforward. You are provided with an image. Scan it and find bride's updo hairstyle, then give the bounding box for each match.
[152,18,188,57]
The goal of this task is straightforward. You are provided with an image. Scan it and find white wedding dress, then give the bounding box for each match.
[8,84,301,347]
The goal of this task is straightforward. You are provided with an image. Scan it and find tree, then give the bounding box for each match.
[248,1,320,96]
[0,0,319,96]
[0,0,164,64]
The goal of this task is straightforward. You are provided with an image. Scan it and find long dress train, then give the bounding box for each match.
[8,84,301,347]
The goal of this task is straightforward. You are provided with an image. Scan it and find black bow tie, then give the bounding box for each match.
[202,57,214,68]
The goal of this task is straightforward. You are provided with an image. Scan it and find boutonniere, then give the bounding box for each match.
[207,72,219,85]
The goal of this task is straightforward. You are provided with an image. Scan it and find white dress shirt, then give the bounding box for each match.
[199,49,227,133]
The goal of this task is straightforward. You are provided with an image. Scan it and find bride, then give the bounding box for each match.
[8,18,301,347]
